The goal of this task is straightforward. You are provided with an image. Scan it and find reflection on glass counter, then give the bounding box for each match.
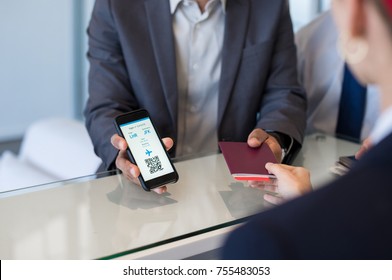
[0,134,360,259]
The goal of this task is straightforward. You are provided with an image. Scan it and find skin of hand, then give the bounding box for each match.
[110,134,174,194]
[250,163,312,205]
[247,128,283,162]
[355,137,372,160]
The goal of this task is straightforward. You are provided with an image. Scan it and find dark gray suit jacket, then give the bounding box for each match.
[222,133,392,259]
[84,0,307,170]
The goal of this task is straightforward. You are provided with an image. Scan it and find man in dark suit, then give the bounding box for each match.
[222,0,392,259]
[84,0,306,188]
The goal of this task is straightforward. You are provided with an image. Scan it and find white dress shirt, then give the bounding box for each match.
[170,0,226,157]
[295,11,381,141]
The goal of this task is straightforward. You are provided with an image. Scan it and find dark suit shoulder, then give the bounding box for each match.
[222,134,392,259]
[222,218,289,260]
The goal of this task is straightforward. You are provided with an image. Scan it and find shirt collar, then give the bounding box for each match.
[369,106,392,145]
[169,0,226,14]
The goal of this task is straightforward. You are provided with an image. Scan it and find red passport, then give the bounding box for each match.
[218,141,277,181]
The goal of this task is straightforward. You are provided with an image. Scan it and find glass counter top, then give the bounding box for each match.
[0,134,360,259]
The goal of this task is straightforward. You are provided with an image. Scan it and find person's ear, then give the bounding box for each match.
[337,0,369,64]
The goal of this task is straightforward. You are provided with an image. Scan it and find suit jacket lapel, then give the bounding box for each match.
[144,0,178,127]
[218,0,249,127]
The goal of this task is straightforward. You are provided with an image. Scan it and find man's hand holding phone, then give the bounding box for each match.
[111,134,173,194]
[113,109,179,193]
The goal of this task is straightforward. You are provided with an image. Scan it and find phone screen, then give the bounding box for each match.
[119,117,175,182]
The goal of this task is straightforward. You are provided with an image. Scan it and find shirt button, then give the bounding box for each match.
[192,63,199,70]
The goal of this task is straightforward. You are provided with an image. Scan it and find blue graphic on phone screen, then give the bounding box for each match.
[119,117,174,181]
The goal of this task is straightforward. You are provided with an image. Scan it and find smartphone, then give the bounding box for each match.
[114,109,179,191]
[338,155,357,169]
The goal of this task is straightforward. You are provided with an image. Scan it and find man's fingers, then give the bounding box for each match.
[152,186,167,194]
[115,150,130,170]
[265,162,294,174]
[111,134,127,150]
[247,128,269,148]
[249,182,278,193]
[116,150,140,176]
[355,138,372,159]
[111,134,169,194]
[263,193,284,205]
[162,137,174,151]
[264,137,283,162]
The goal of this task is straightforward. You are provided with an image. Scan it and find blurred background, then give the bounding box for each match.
[0,0,331,154]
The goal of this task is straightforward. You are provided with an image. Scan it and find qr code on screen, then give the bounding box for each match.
[145,156,163,174]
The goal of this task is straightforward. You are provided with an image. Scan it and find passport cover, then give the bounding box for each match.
[218,141,277,181]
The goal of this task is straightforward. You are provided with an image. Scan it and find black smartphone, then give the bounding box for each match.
[114,109,179,191]
[338,155,357,169]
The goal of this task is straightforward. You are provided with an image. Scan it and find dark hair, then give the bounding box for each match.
[373,0,392,36]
